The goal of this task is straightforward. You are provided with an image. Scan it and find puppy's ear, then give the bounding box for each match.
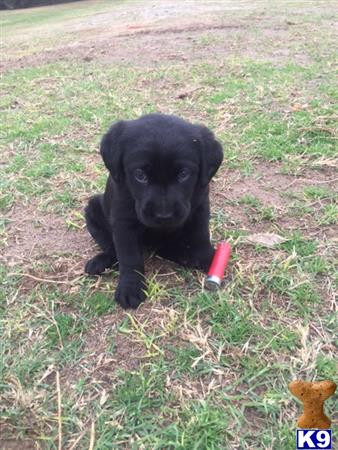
[100,121,126,183]
[197,126,223,186]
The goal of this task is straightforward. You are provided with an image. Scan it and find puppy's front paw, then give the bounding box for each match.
[85,252,117,275]
[158,244,214,273]
[115,276,146,309]
[189,247,215,273]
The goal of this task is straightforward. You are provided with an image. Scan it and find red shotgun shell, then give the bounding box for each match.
[205,242,231,290]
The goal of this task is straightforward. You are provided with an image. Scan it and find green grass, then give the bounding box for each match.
[1,1,337,449]
[1,0,124,31]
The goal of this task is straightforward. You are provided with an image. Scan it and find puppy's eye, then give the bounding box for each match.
[134,168,148,184]
[177,168,190,183]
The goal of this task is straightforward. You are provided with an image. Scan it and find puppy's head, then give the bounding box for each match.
[100,114,223,228]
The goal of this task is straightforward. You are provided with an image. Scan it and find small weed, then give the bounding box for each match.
[198,34,223,46]
[316,354,338,379]
[318,203,338,225]
[303,186,332,200]
[55,191,79,210]
[145,272,171,303]
[170,345,201,375]
[239,195,261,208]
[239,195,276,221]
[288,282,320,306]
[281,155,306,175]
[289,201,314,218]
[0,193,14,211]
[85,292,115,316]
[302,256,329,275]
[46,313,84,346]
[259,206,276,221]
[282,232,317,257]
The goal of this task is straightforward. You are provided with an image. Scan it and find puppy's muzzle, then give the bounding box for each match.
[140,201,189,228]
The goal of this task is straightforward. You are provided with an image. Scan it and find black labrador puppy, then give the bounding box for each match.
[85,113,223,309]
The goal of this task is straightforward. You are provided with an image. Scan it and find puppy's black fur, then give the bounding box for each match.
[85,114,223,309]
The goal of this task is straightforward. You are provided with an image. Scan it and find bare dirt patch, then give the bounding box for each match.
[2,204,90,266]
[2,1,337,73]
[0,21,312,72]
[211,161,338,236]
[215,161,337,204]
[61,313,146,390]
[61,301,184,390]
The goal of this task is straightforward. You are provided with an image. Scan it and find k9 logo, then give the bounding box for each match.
[296,429,332,449]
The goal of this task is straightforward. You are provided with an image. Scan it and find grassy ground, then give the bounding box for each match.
[1,1,337,449]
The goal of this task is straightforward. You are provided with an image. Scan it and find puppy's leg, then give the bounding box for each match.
[158,204,214,273]
[85,195,117,275]
[113,220,146,309]
[85,252,116,275]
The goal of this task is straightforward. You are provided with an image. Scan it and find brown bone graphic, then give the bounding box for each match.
[289,380,336,429]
